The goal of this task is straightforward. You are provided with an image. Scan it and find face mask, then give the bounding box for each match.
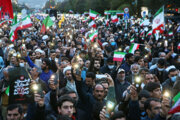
[171,76,176,82]
[19,63,25,67]
[157,67,164,71]
[108,65,114,69]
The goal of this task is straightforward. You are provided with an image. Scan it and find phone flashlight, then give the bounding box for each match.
[94,44,98,48]
[74,64,79,69]
[145,55,148,58]
[17,53,21,58]
[163,91,170,98]
[134,76,142,92]
[32,84,39,91]
[135,76,141,83]
[51,42,54,47]
[164,40,168,47]
[32,84,44,98]
[105,101,115,118]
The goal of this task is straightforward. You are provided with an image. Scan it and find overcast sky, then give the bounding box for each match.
[18,0,48,8]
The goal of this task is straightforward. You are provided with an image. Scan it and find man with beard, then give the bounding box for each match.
[126,64,140,84]
[114,68,130,103]
[63,66,77,93]
[120,53,134,75]
[73,68,106,120]
[88,58,101,74]
[40,58,53,86]
[28,51,36,63]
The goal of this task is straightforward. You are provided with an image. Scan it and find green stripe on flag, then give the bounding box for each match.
[114,52,126,55]
[5,86,10,96]
[173,92,180,105]
[90,10,100,15]
[154,6,163,18]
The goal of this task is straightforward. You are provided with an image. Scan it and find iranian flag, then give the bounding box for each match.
[89,30,98,42]
[88,20,96,28]
[178,43,180,49]
[105,15,109,26]
[168,92,180,114]
[5,86,9,96]
[69,10,74,14]
[83,17,88,23]
[40,16,54,34]
[111,14,118,23]
[152,6,165,34]
[89,10,99,20]
[0,19,13,26]
[8,19,13,23]
[168,31,173,36]
[9,15,32,42]
[129,43,140,54]
[146,30,152,36]
[0,20,7,26]
[140,30,145,36]
[105,19,109,26]
[130,38,134,43]
[113,52,126,62]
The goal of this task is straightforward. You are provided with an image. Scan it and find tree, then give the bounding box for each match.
[12,3,22,12]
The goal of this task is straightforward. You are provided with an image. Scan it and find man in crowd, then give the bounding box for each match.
[0,6,179,120]
[6,104,24,120]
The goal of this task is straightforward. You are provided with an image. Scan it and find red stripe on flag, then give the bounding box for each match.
[90,16,96,20]
[113,58,123,62]
[168,105,180,114]
[112,19,118,23]
[92,24,96,28]
[40,24,46,34]
[136,44,140,50]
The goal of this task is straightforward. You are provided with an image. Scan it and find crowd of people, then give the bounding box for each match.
[0,12,180,120]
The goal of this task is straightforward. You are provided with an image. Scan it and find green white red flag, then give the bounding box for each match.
[9,15,32,42]
[88,20,96,28]
[178,43,180,49]
[140,30,145,36]
[5,86,9,96]
[168,92,180,114]
[83,17,88,23]
[105,19,109,26]
[113,52,126,62]
[89,10,99,20]
[130,38,134,43]
[40,16,54,34]
[0,20,7,26]
[89,30,98,42]
[168,31,173,36]
[146,30,152,36]
[111,14,118,23]
[152,6,165,34]
[0,19,13,26]
[105,15,109,26]
[129,43,140,54]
